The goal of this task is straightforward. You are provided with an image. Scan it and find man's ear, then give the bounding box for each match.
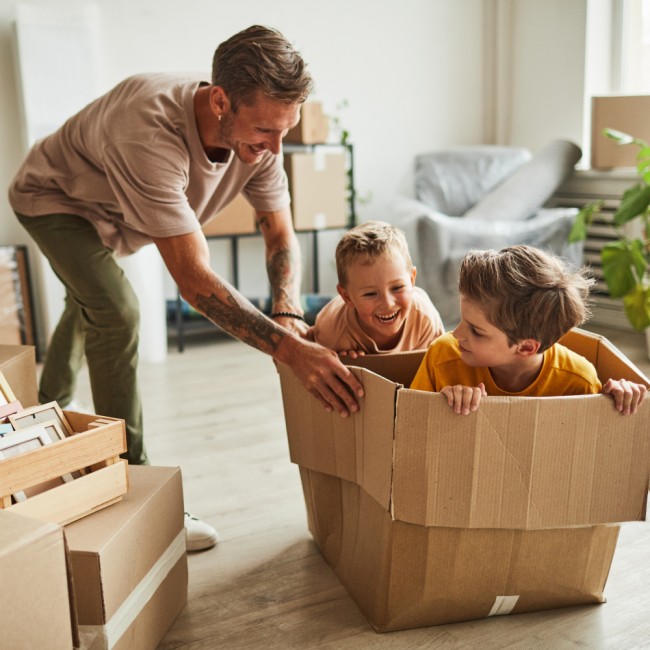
[209,86,230,116]
[337,284,353,306]
[516,338,541,357]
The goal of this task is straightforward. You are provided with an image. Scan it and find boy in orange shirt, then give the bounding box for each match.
[410,245,647,415]
[311,221,444,356]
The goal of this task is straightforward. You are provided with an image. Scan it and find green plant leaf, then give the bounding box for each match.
[601,239,647,297]
[604,128,634,144]
[568,211,588,243]
[568,201,602,242]
[623,285,650,330]
[614,184,650,226]
[637,149,650,181]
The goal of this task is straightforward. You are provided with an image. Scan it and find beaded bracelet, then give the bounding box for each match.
[270,311,307,322]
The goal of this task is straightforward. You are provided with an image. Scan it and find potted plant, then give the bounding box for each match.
[569,129,650,334]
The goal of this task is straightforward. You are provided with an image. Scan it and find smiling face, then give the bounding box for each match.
[452,295,520,369]
[218,90,300,164]
[338,253,417,349]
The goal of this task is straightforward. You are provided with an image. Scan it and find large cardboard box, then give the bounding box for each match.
[202,193,257,237]
[1,509,78,649]
[284,149,348,230]
[301,467,619,631]
[64,465,187,650]
[591,95,650,169]
[284,102,329,144]
[279,328,650,630]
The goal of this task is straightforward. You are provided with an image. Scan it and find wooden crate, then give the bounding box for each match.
[0,411,128,525]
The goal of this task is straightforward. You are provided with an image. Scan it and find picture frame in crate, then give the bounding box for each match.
[0,424,80,502]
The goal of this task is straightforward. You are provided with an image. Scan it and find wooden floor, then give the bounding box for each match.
[73,325,650,650]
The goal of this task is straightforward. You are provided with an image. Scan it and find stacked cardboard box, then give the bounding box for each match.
[284,148,348,230]
[279,328,650,631]
[202,193,257,237]
[0,344,188,648]
[1,509,78,649]
[284,102,329,144]
[66,465,187,650]
[0,343,38,406]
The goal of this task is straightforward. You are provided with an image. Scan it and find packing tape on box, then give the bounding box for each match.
[78,529,185,650]
[488,595,520,617]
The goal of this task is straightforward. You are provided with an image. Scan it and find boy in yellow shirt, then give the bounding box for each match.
[311,221,444,356]
[410,245,647,415]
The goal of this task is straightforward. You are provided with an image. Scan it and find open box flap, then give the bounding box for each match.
[279,364,397,511]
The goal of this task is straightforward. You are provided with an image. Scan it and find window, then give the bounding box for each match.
[615,0,650,92]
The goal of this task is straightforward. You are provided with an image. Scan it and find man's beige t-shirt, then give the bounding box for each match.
[8,73,290,256]
[312,287,444,353]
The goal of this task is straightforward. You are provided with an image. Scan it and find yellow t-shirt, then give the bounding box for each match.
[410,332,602,396]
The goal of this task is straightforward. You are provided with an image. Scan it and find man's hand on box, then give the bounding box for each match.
[601,378,648,415]
[440,383,487,415]
[288,340,364,417]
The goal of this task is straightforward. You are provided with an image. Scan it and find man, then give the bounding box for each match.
[8,25,363,551]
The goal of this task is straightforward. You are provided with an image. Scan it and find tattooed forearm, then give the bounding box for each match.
[194,290,285,353]
[267,246,301,309]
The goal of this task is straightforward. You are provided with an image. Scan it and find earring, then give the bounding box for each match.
[218,114,222,121]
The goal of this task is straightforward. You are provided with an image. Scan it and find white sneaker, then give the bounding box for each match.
[184,512,219,552]
[64,398,95,414]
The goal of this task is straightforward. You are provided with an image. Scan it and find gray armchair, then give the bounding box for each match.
[396,141,584,327]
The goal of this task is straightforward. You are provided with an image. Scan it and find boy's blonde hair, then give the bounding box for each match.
[458,245,594,352]
[335,221,413,286]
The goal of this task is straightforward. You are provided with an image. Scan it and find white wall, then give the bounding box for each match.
[0,0,593,351]
[501,0,588,152]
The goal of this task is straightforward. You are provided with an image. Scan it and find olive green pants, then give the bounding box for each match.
[16,213,148,465]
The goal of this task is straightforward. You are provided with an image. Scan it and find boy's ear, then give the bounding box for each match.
[337,284,353,305]
[410,266,417,285]
[516,338,541,357]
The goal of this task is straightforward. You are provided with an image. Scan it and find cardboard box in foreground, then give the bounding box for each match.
[301,467,619,631]
[64,465,187,650]
[279,328,650,631]
[0,509,78,649]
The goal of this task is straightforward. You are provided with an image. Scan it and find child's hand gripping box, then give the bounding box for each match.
[279,328,650,631]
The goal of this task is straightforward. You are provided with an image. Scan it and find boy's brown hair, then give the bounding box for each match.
[212,25,313,110]
[335,221,413,286]
[458,245,594,352]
